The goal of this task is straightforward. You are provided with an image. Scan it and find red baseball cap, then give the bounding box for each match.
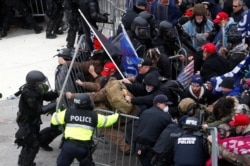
[201,43,217,54]
[213,12,229,24]
[100,62,117,76]
[229,114,250,127]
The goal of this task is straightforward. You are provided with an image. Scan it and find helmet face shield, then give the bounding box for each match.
[135,26,151,39]
[162,28,178,40]
[36,82,49,94]
[36,79,51,94]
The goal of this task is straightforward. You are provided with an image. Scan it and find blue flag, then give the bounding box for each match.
[119,31,142,77]
[210,54,250,93]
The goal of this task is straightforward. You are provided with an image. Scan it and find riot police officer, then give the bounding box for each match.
[45,0,64,39]
[171,117,210,166]
[15,70,58,166]
[51,93,119,166]
[128,16,153,57]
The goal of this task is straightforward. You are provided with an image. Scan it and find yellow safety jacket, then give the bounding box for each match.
[51,108,119,141]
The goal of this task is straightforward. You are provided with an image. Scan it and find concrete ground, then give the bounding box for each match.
[0,22,69,165]
[0,21,137,166]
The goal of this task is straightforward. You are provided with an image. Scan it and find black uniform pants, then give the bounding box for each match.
[136,143,154,166]
[17,125,40,166]
[57,140,93,166]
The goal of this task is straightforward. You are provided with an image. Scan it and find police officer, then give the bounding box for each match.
[79,0,109,51]
[135,94,173,166]
[45,0,64,39]
[51,93,119,166]
[171,117,209,166]
[15,70,58,166]
[64,0,82,48]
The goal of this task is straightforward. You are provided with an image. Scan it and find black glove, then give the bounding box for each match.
[102,13,109,23]
[103,12,110,17]
[42,102,57,115]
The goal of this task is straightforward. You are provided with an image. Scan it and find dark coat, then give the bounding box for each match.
[135,106,172,146]
[116,6,145,35]
[125,70,162,108]
[152,123,182,165]
[150,0,181,25]
[182,85,218,105]
[156,55,172,79]
[231,8,245,23]
[79,0,107,29]
[200,53,230,82]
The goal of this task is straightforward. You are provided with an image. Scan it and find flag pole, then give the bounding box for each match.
[78,9,125,79]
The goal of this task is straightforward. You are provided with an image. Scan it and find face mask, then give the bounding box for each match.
[163,106,169,112]
[36,83,49,94]
[145,87,154,93]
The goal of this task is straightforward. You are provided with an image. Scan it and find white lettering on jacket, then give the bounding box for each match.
[177,137,196,144]
[70,116,92,123]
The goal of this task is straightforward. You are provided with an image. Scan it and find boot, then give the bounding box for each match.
[46,33,57,39]
[34,25,43,34]
[1,30,7,37]
[54,30,64,35]
[40,145,53,151]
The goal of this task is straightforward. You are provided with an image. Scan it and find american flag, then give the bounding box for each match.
[177,60,194,88]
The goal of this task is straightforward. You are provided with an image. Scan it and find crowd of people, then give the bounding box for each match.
[11,0,250,165]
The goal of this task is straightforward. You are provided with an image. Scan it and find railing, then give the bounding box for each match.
[93,108,140,166]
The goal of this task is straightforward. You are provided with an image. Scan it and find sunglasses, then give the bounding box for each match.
[232,5,240,8]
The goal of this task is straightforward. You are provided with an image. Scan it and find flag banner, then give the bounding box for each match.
[78,9,125,79]
[120,31,142,77]
[218,135,250,155]
[177,60,194,88]
[210,54,250,93]
[112,26,142,77]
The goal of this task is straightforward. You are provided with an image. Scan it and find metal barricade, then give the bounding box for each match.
[93,109,140,166]
[207,127,218,166]
[168,51,187,80]
[28,0,47,16]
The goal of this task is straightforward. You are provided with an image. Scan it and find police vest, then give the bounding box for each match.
[64,108,98,137]
[172,132,206,166]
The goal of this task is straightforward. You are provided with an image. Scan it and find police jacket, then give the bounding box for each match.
[172,131,209,166]
[51,108,119,141]
[17,85,58,125]
[152,123,182,165]
[135,106,172,146]
[116,5,145,36]
[79,0,107,29]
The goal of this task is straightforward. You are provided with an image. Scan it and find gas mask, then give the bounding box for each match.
[36,83,49,94]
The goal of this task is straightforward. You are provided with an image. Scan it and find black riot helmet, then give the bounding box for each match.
[183,117,200,130]
[26,70,47,87]
[74,93,95,109]
[55,48,80,61]
[159,20,178,41]
[131,16,150,39]
[139,11,154,25]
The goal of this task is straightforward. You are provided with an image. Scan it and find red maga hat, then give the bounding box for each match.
[201,43,217,54]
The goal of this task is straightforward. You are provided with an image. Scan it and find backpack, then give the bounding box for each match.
[105,79,134,114]
[160,80,184,107]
